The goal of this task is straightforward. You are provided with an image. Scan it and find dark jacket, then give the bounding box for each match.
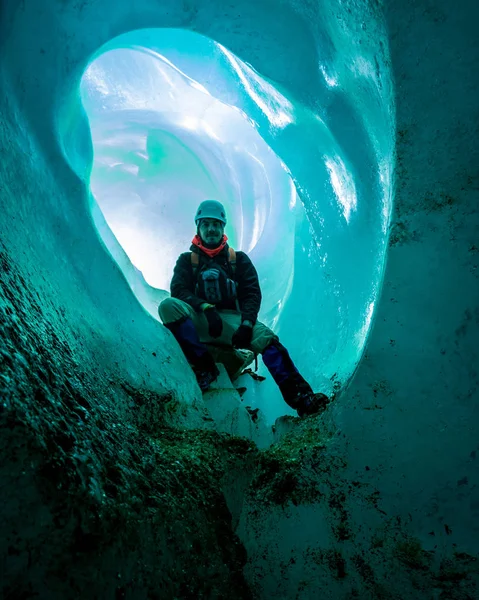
[170,244,262,324]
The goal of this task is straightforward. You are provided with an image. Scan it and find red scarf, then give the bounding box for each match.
[192,234,228,258]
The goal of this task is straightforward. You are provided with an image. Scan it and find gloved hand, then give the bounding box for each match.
[203,305,223,338]
[232,322,253,349]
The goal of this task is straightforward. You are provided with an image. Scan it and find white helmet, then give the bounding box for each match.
[195,200,227,225]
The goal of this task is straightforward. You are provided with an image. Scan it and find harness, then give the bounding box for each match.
[191,247,239,310]
[192,247,259,372]
[191,246,237,277]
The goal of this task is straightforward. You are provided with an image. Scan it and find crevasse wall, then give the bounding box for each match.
[335,0,479,553]
[0,0,394,421]
[0,0,478,590]
[78,26,393,420]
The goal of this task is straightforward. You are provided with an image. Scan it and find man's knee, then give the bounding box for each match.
[158,297,190,324]
[250,321,278,354]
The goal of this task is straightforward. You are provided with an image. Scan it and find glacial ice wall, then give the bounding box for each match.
[77,27,394,419]
[1,0,479,595]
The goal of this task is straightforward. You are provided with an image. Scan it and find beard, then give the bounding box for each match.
[201,237,222,249]
[197,226,223,249]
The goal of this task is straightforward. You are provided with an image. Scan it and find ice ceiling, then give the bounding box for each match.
[80,28,394,413]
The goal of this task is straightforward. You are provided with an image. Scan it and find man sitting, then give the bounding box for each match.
[158,200,329,418]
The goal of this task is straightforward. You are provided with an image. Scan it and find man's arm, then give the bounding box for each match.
[170,253,208,312]
[236,252,262,325]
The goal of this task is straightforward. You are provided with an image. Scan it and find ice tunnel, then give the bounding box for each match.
[1,0,478,597]
[76,27,394,420]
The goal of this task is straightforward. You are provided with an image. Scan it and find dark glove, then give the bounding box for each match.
[232,323,253,349]
[204,306,223,338]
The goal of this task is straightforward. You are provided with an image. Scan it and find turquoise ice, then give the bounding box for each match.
[1,0,477,596]
[79,28,394,421]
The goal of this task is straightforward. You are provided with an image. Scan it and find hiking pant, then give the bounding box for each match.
[158,297,313,408]
[158,297,277,355]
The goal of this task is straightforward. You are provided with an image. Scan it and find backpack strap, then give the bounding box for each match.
[228,247,236,276]
[227,248,240,311]
[191,251,200,277]
[191,247,237,277]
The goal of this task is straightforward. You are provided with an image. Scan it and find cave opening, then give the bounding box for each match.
[76,27,392,422]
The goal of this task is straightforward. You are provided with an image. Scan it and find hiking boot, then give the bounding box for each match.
[194,362,220,391]
[296,392,330,418]
[278,374,314,410]
[189,351,220,391]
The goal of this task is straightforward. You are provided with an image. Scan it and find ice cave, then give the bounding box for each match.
[0,0,478,598]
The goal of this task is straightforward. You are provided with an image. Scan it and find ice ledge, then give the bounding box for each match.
[202,364,274,449]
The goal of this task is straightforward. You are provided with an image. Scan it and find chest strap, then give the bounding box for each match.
[191,247,236,277]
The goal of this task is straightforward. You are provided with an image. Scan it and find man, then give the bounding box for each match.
[158,200,329,418]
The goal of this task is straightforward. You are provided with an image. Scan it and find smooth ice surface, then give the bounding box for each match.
[79,28,394,421]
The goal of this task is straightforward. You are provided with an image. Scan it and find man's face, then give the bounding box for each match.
[198,218,225,245]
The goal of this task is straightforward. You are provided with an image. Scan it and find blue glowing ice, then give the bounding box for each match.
[80,28,394,421]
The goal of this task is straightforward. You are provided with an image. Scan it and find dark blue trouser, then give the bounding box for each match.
[166,317,311,407]
[262,341,313,408]
[165,317,212,369]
